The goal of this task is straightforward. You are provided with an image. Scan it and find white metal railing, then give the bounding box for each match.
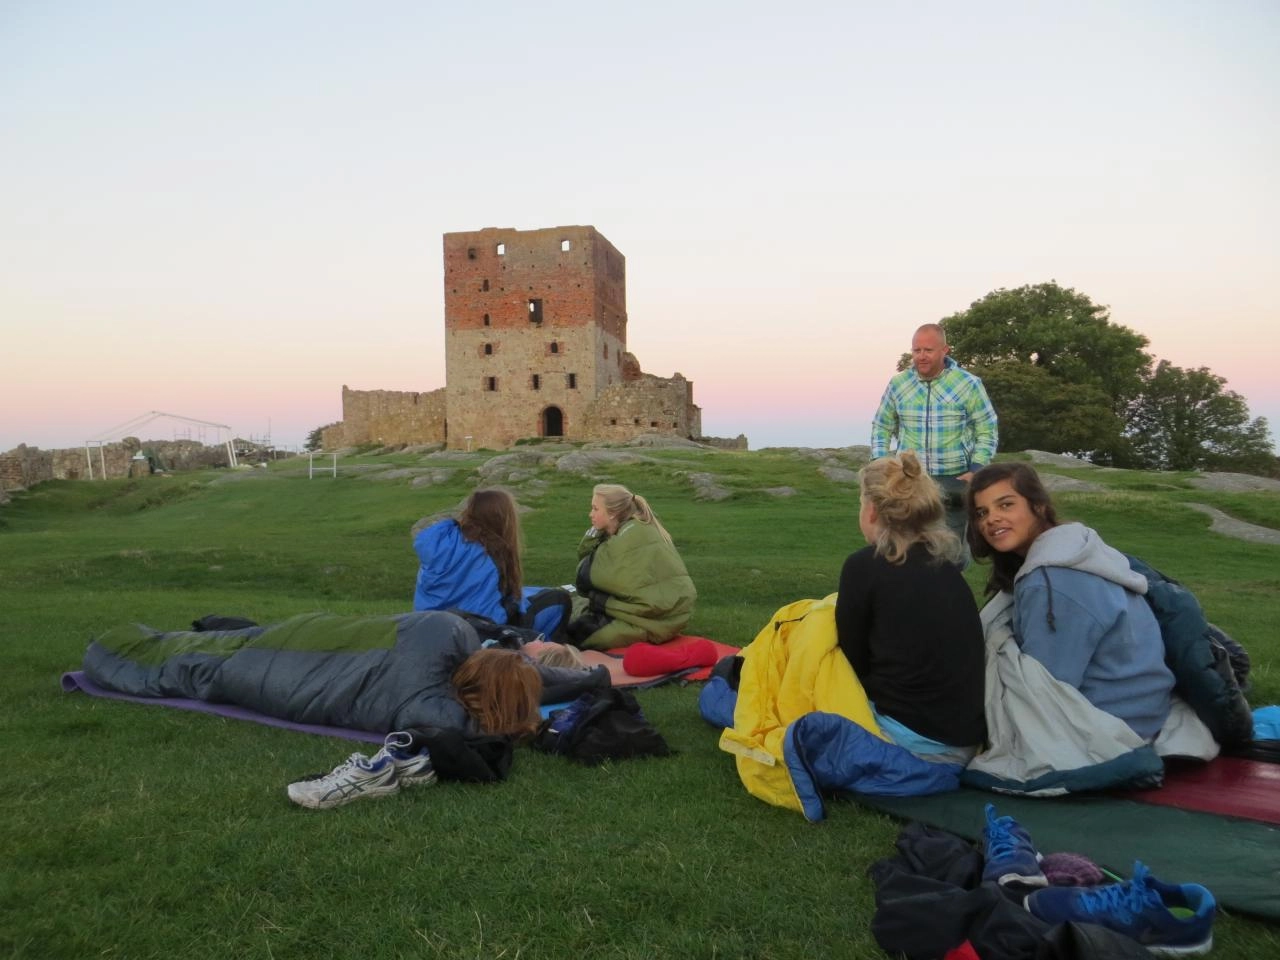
[308,452,338,478]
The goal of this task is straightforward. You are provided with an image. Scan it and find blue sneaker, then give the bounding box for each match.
[983,803,1047,887]
[1025,861,1215,957]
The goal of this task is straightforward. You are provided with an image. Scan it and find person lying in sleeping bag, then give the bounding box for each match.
[84,611,547,736]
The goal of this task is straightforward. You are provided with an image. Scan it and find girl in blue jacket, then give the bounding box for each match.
[967,463,1174,740]
[412,489,567,638]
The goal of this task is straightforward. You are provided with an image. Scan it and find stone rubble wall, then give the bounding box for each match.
[0,439,239,488]
[579,373,702,443]
[696,434,750,451]
[322,386,448,449]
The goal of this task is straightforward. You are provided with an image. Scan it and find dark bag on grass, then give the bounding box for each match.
[1125,555,1254,746]
[401,726,513,783]
[533,689,671,765]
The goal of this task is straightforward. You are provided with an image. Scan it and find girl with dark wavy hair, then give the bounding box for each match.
[966,462,1173,739]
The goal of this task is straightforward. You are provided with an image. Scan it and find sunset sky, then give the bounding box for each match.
[3,2,1276,454]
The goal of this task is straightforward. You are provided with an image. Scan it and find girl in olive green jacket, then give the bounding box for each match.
[565,484,697,650]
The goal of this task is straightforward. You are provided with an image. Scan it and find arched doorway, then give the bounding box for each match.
[542,406,564,438]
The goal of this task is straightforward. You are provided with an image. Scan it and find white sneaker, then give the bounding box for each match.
[286,752,400,809]
[372,732,437,788]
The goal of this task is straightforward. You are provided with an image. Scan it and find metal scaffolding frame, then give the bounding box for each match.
[84,411,238,479]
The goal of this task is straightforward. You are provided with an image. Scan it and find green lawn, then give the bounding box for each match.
[2,446,1277,959]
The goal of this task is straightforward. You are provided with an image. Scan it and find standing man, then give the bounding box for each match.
[871,323,998,562]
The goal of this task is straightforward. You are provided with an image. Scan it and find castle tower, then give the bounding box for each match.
[443,225,628,449]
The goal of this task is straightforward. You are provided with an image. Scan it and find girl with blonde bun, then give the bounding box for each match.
[835,452,986,758]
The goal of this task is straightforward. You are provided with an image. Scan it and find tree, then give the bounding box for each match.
[971,360,1123,456]
[1127,361,1276,472]
[304,425,331,452]
[942,282,1152,417]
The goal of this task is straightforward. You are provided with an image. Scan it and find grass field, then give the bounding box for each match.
[2,443,1278,959]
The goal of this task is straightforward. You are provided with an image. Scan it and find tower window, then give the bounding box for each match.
[496,243,505,255]
[528,298,543,324]
[531,374,541,390]
[603,344,608,359]
[567,373,577,389]
[467,247,477,260]
[650,421,659,428]
[483,313,490,326]
[485,377,497,392]
[483,344,493,356]
[549,341,559,354]
[561,240,571,252]
[610,418,617,426]
[482,279,489,292]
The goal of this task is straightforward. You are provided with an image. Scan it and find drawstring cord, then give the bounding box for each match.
[1039,567,1057,632]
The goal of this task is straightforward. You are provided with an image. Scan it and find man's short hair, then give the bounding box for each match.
[914,323,946,345]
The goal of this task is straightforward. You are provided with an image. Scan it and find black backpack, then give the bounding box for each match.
[533,689,671,765]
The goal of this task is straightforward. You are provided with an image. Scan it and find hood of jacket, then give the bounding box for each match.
[1014,522,1148,594]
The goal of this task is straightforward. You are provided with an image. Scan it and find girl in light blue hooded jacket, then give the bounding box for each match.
[966,462,1174,740]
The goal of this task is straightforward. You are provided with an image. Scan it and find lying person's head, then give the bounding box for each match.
[522,639,586,669]
[858,451,957,564]
[451,648,542,737]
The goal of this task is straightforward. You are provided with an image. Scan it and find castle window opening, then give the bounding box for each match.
[485,377,497,392]
[549,341,559,354]
[566,373,577,389]
[496,243,505,255]
[482,279,490,291]
[483,344,493,356]
[610,418,617,425]
[650,421,658,428]
[671,422,677,428]
[528,298,543,324]
[561,239,571,252]
[633,418,640,425]
[483,313,490,326]
[531,374,541,390]
[467,247,477,260]
[603,344,608,358]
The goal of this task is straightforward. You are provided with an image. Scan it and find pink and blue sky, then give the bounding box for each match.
[3,2,1276,453]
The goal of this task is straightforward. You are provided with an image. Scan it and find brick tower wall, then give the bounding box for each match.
[443,225,629,449]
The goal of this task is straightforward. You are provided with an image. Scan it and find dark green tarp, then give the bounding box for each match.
[856,787,1280,921]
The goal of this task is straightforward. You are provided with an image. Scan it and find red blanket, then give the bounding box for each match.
[1119,755,1280,825]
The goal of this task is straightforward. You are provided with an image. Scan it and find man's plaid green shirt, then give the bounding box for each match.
[870,358,998,476]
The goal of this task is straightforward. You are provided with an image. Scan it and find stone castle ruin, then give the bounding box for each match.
[322,225,735,451]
